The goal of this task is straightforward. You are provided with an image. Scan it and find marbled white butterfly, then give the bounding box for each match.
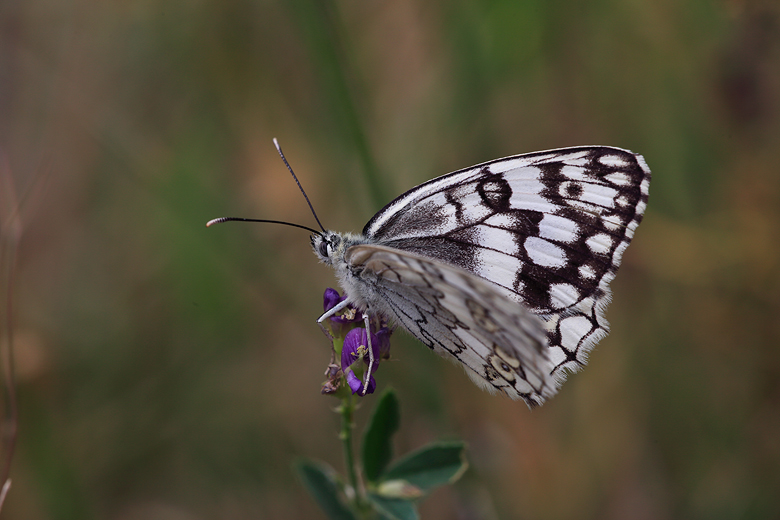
[211,141,650,407]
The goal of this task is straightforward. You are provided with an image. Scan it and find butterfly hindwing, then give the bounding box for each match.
[345,244,556,406]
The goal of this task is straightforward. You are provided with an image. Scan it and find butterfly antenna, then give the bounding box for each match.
[206,217,323,236]
[273,138,326,233]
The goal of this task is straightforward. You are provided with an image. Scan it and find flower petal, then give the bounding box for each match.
[346,371,363,394]
[365,376,376,394]
[345,370,376,395]
[323,288,344,312]
[376,327,392,360]
[341,328,381,372]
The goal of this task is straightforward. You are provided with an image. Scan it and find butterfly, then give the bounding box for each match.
[211,141,650,407]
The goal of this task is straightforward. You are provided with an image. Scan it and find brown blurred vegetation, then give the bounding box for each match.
[1,0,779,519]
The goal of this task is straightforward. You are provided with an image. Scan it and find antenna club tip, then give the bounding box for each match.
[206,218,226,227]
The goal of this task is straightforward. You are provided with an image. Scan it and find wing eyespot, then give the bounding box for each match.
[488,354,516,382]
[493,344,521,369]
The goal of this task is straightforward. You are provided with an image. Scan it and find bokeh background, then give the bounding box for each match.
[2,0,779,518]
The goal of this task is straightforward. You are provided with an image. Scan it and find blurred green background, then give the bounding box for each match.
[2,0,779,518]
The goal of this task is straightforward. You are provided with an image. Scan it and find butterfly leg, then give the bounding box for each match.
[317,321,339,374]
[317,298,351,323]
[317,300,351,372]
[361,311,374,396]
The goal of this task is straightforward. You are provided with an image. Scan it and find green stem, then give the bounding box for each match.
[340,394,364,513]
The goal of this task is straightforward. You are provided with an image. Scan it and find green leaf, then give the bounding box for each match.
[380,442,468,493]
[294,459,357,520]
[368,493,420,520]
[362,388,400,482]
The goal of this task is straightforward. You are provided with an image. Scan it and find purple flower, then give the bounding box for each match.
[323,288,344,313]
[341,327,380,395]
[320,288,394,396]
[323,288,362,336]
[375,325,393,360]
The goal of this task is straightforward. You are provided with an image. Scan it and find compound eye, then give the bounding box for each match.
[318,240,329,257]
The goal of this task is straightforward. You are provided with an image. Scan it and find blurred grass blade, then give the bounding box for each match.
[381,442,467,493]
[362,388,400,483]
[285,0,388,209]
[294,459,357,520]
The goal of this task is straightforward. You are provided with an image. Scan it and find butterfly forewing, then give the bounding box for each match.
[346,244,556,405]
[361,146,650,383]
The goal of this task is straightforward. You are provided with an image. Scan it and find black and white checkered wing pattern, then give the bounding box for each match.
[363,146,650,383]
[345,244,556,406]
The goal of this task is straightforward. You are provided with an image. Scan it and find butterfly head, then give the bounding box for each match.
[312,230,366,268]
[311,231,343,265]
